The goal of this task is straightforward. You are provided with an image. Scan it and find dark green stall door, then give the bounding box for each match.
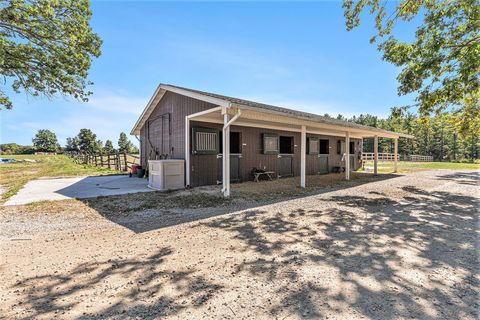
[349,155,355,170]
[318,156,329,174]
[278,155,293,178]
[217,155,242,183]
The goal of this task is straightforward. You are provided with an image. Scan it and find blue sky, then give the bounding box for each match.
[1,1,417,147]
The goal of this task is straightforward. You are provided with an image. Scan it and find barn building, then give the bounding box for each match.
[131,84,410,196]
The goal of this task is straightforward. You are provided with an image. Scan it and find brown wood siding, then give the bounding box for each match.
[190,121,362,186]
[138,91,362,186]
[140,91,216,168]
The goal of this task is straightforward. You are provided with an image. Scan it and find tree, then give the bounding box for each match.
[118,132,136,153]
[0,0,102,109]
[103,140,115,153]
[0,143,20,154]
[95,139,103,153]
[77,128,97,153]
[65,137,79,151]
[32,129,59,152]
[343,0,480,130]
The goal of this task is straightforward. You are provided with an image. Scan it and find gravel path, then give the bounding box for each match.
[0,169,478,319]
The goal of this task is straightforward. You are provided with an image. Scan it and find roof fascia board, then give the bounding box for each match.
[130,85,165,135]
[161,85,231,108]
[234,104,407,139]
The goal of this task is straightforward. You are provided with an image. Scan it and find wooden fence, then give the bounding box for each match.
[361,153,433,162]
[361,153,398,161]
[66,151,140,172]
[403,154,433,162]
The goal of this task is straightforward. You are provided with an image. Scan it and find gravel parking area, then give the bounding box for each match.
[0,169,478,319]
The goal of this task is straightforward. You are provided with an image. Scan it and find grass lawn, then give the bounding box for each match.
[361,160,480,173]
[0,154,120,201]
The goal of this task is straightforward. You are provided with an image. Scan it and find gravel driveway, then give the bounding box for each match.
[0,169,478,319]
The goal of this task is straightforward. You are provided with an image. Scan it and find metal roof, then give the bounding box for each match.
[131,83,413,139]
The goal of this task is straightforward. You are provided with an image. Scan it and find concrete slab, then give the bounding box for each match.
[4,175,153,206]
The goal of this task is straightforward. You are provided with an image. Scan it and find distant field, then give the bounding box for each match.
[0,154,120,201]
[361,160,480,173]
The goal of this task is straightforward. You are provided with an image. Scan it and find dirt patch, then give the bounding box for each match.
[0,170,478,319]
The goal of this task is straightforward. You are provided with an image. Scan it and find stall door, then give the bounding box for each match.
[349,155,355,171]
[217,155,242,183]
[318,155,329,174]
[217,132,242,183]
[278,155,293,178]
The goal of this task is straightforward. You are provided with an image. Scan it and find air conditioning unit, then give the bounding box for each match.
[148,160,185,191]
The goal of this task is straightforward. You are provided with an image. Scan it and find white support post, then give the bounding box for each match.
[374,135,379,175]
[225,125,231,196]
[222,113,227,194]
[300,125,306,188]
[222,112,230,197]
[345,131,350,180]
[185,116,190,187]
[394,138,398,173]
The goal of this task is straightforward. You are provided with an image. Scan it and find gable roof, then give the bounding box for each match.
[131,83,413,139]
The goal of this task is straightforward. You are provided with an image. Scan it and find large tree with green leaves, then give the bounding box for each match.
[0,0,102,109]
[103,139,114,154]
[65,136,79,151]
[118,132,137,153]
[32,129,59,152]
[343,0,480,130]
[77,128,97,153]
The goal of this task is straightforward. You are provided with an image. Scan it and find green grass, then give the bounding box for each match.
[360,160,480,173]
[0,154,120,201]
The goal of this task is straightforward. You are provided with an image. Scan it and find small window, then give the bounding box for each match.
[319,139,329,154]
[192,127,218,154]
[263,133,279,154]
[230,132,241,154]
[308,137,319,154]
[219,132,241,153]
[280,136,294,154]
[349,141,355,154]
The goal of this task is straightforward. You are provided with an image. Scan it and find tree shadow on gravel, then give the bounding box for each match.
[434,171,479,186]
[203,174,479,319]
[83,173,399,233]
[10,247,223,319]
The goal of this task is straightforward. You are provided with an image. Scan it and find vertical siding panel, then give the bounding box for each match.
[139,91,363,186]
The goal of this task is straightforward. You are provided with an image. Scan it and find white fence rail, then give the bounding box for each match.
[361,153,433,162]
[361,153,398,161]
[404,155,433,162]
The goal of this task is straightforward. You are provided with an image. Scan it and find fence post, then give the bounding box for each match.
[123,153,128,171]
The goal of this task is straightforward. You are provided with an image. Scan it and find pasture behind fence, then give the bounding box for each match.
[66,151,140,171]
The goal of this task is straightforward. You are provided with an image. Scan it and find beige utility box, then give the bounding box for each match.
[148,160,185,191]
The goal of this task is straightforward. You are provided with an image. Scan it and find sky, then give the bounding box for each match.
[1,1,418,148]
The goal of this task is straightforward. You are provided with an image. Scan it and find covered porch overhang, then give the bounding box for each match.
[186,105,410,197]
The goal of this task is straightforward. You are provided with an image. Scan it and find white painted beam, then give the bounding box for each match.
[300,125,306,188]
